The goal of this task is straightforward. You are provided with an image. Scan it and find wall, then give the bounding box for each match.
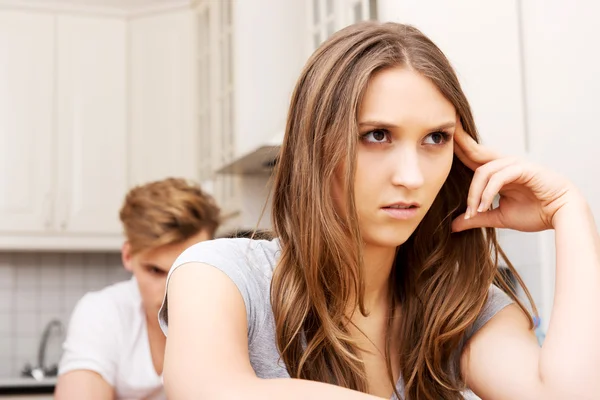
[377,0,527,155]
[520,1,600,330]
[0,252,130,378]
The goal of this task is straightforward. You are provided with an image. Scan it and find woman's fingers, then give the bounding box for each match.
[465,157,519,219]
[477,163,524,212]
[453,139,480,171]
[454,123,502,171]
[452,207,505,232]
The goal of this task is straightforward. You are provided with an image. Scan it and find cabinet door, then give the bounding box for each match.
[56,15,127,234]
[129,10,199,186]
[0,11,55,233]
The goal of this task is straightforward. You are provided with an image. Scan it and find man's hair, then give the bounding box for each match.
[119,178,221,254]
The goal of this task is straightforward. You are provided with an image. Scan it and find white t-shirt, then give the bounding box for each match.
[59,278,165,400]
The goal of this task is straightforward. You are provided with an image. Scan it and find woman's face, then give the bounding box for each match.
[333,67,456,249]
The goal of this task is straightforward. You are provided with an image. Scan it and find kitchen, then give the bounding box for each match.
[1,0,599,398]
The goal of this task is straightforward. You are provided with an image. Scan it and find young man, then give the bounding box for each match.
[55,178,221,400]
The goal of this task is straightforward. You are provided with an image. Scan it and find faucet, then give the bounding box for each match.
[21,319,64,380]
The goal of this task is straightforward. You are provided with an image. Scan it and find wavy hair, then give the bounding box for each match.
[270,21,535,399]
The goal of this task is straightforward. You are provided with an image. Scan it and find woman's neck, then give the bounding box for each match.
[361,244,397,312]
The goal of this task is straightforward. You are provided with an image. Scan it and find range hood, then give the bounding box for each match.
[217,131,283,175]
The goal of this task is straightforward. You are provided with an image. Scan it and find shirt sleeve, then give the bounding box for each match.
[158,238,272,343]
[58,292,121,387]
[467,284,515,339]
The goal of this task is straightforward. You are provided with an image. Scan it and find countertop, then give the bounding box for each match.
[0,378,56,396]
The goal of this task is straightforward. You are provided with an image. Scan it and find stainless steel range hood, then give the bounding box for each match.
[217,131,282,175]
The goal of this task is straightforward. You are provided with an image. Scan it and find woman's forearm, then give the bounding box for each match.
[540,193,600,395]
[247,378,384,400]
[167,375,384,400]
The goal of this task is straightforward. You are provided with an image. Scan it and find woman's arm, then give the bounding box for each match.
[163,263,383,399]
[452,121,600,399]
[539,196,600,393]
[463,196,600,399]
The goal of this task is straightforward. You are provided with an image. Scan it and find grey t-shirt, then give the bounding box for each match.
[158,238,513,400]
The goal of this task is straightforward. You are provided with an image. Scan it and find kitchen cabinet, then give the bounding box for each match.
[0,10,127,250]
[202,0,308,229]
[0,11,55,234]
[56,15,127,235]
[129,10,200,187]
[0,5,203,250]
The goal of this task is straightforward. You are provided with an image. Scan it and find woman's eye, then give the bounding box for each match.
[424,131,449,145]
[362,129,390,143]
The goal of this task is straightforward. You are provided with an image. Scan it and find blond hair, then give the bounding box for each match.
[119,178,221,255]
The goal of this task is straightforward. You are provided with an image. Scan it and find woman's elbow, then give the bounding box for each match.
[163,367,259,400]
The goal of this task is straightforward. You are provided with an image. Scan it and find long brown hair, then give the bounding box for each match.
[270,22,535,399]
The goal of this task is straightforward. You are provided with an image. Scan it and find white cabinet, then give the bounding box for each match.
[0,11,55,233]
[0,5,203,250]
[57,15,127,235]
[129,10,199,187]
[0,0,215,250]
[0,11,127,250]
[206,0,307,230]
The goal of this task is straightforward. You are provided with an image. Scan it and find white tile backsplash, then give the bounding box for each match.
[0,313,11,334]
[15,291,37,313]
[39,288,62,313]
[0,251,131,379]
[0,256,14,288]
[15,260,38,290]
[0,291,12,312]
[16,313,38,335]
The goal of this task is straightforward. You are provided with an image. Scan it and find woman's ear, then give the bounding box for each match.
[122,241,134,272]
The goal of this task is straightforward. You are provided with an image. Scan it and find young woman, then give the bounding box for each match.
[55,178,221,400]
[159,22,600,399]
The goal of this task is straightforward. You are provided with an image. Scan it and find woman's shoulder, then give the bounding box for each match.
[468,285,514,339]
[160,238,281,338]
[173,237,282,277]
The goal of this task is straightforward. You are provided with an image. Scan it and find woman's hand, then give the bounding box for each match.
[451,122,582,233]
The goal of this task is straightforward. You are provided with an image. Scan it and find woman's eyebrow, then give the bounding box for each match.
[358,120,399,129]
[358,120,456,131]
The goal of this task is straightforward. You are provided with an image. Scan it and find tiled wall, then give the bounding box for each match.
[0,252,131,378]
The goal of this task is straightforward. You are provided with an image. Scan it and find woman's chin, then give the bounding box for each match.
[363,230,414,249]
